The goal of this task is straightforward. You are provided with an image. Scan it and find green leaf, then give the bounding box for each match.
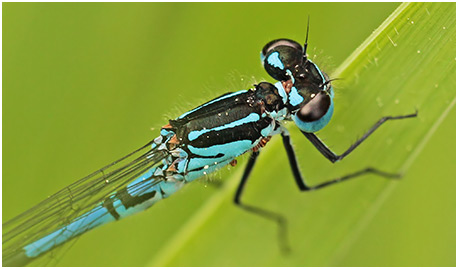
[3,3,454,267]
[146,3,455,266]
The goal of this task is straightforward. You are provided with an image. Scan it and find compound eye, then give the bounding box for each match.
[304,61,326,85]
[296,92,330,122]
[261,39,302,57]
[261,39,303,81]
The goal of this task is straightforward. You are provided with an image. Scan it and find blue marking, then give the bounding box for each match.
[289,86,304,107]
[188,113,260,141]
[125,168,155,196]
[185,159,232,182]
[260,122,274,137]
[286,69,295,83]
[128,180,155,197]
[173,174,185,181]
[188,140,254,158]
[24,206,114,257]
[293,98,334,132]
[178,90,248,119]
[176,158,186,172]
[159,181,183,198]
[267,52,284,70]
[113,189,161,219]
[177,149,188,158]
[187,155,228,171]
[268,107,288,121]
[160,129,173,137]
[274,81,288,104]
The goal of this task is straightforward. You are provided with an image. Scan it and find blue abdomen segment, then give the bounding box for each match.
[24,205,114,258]
[21,164,185,259]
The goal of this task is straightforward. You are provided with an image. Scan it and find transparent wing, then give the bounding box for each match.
[2,139,168,265]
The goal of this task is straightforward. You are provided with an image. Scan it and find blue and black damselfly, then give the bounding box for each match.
[2,29,417,266]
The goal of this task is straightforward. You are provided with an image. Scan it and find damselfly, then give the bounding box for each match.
[2,28,417,266]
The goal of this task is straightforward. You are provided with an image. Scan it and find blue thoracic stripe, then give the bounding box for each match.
[188,115,271,148]
[178,90,248,119]
[188,140,254,158]
[187,113,260,141]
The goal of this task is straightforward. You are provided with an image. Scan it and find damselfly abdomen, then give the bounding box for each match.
[2,32,417,266]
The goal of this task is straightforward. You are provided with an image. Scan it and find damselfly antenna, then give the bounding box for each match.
[321,78,342,89]
[303,16,310,59]
[325,78,341,85]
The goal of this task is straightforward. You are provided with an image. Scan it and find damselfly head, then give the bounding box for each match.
[261,37,334,133]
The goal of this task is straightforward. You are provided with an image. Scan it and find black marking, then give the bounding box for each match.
[172,91,251,125]
[172,91,262,142]
[103,196,120,220]
[103,186,158,220]
[188,152,224,159]
[189,117,272,148]
[159,187,166,196]
[185,163,216,173]
[117,187,157,209]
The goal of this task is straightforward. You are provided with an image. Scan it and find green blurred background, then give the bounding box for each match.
[3,3,455,266]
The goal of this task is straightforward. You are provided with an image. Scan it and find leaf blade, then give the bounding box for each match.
[149,2,455,266]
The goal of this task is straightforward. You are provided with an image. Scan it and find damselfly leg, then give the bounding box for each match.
[302,112,418,163]
[282,133,400,192]
[233,112,417,252]
[233,151,290,254]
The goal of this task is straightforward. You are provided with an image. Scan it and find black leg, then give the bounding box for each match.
[234,151,260,204]
[282,133,400,191]
[302,112,417,163]
[234,151,290,254]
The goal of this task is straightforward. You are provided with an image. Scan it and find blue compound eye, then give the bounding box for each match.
[293,91,334,132]
[261,39,303,81]
[297,92,330,122]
